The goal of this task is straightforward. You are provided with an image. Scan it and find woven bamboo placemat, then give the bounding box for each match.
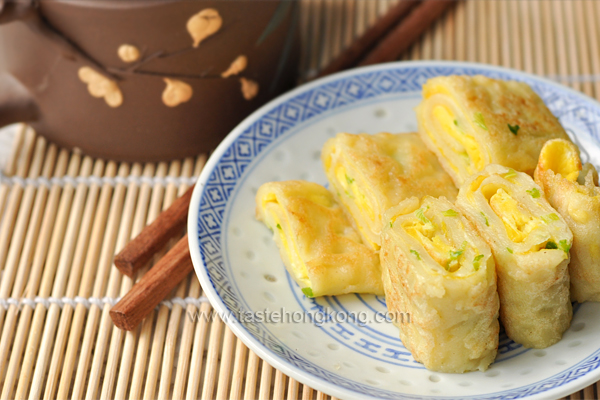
[1,1,599,399]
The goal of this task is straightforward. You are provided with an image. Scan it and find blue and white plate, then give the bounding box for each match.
[188,61,600,400]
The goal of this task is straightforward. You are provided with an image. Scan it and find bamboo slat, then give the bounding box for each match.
[0,2,599,400]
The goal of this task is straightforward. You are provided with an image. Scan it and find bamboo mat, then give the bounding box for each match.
[1,1,600,399]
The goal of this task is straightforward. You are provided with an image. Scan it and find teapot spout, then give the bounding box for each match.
[0,73,38,128]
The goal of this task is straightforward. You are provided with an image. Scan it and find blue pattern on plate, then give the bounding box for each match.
[193,63,600,399]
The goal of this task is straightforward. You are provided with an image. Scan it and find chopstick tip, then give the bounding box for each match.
[114,255,136,278]
[110,307,136,331]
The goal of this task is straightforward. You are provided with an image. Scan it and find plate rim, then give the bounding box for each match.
[188,60,600,400]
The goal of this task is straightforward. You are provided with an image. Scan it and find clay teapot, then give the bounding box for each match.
[0,0,299,161]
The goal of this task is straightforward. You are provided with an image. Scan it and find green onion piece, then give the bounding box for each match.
[474,112,488,131]
[480,211,489,226]
[448,248,465,260]
[473,254,485,271]
[276,223,282,230]
[454,119,459,126]
[545,241,558,249]
[345,174,354,184]
[541,213,560,224]
[503,168,518,179]
[446,242,468,270]
[410,249,421,260]
[507,247,514,254]
[448,241,467,262]
[443,209,459,217]
[558,239,571,254]
[526,188,541,198]
[389,221,393,228]
[415,207,432,225]
[508,124,520,135]
[459,152,471,165]
[302,287,314,297]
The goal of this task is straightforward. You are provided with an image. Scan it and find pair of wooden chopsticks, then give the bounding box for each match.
[316,0,455,78]
[110,186,194,330]
[110,0,456,331]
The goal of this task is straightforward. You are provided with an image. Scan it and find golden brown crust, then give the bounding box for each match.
[456,164,573,348]
[321,132,457,249]
[255,180,383,297]
[417,75,570,186]
[535,139,600,302]
[380,196,499,373]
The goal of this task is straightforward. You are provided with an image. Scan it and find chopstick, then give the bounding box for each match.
[315,0,455,78]
[110,1,455,331]
[358,0,455,66]
[110,234,193,331]
[114,184,194,277]
[315,0,420,78]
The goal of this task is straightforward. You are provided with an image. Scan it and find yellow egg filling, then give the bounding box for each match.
[335,166,378,248]
[402,208,468,273]
[432,105,483,174]
[262,197,310,286]
[539,139,581,182]
[488,188,539,243]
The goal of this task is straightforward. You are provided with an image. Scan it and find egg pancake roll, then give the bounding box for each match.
[380,196,499,373]
[256,180,384,297]
[321,132,458,250]
[535,139,600,302]
[416,75,571,186]
[456,164,573,348]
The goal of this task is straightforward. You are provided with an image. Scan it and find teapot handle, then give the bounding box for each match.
[0,0,49,128]
[0,73,39,128]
